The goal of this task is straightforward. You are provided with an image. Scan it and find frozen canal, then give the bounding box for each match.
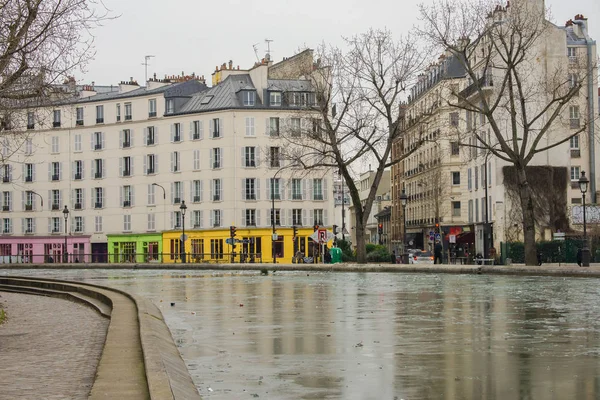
[3,269,600,399]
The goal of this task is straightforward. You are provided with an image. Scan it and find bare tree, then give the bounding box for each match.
[0,0,112,164]
[277,29,426,263]
[418,0,596,265]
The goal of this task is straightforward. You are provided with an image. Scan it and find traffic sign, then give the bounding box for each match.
[180,233,188,241]
[434,233,441,241]
[225,238,233,245]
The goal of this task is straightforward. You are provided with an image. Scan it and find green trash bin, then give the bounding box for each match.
[330,247,342,264]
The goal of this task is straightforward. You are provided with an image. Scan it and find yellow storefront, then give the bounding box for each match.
[162,227,329,264]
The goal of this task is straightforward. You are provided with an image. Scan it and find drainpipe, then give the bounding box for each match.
[573,20,597,202]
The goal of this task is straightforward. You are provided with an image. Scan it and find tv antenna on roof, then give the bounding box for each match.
[265,39,273,61]
[252,43,260,62]
[142,55,155,85]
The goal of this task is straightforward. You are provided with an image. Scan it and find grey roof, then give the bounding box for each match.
[266,79,312,92]
[560,26,588,45]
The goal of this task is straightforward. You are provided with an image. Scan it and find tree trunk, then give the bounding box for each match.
[517,167,538,265]
[355,215,367,263]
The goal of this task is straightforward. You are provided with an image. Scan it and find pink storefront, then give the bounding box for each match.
[0,236,91,263]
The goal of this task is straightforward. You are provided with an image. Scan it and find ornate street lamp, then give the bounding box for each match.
[62,205,69,263]
[399,189,408,264]
[579,171,590,267]
[180,200,187,263]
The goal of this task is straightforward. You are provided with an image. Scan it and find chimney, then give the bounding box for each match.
[229,60,233,70]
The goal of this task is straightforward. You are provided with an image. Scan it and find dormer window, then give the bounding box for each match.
[269,92,281,107]
[166,99,174,114]
[243,91,255,106]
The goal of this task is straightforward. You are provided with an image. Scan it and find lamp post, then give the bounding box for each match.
[62,205,69,263]
[579,171,590,267]
[400,189,408,264]
[180,200,187,263]
[271,168,286,264]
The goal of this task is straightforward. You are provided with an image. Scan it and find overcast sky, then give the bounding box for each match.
[84,0,599,85]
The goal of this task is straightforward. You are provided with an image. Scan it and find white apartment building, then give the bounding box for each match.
[0,50,334,263]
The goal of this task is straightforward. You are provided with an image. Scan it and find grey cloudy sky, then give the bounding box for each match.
[84,0,599,85]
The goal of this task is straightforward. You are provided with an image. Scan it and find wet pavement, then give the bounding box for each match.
[2,269,600,399]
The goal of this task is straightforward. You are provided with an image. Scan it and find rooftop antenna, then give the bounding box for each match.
[265,39,273,61]
[142,55,155,85]
[252,43,260,62]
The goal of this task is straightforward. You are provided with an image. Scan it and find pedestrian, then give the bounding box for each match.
[391,250,396,264]
[434,241,443,264]
[576,248,582,267]
[537,250,542,266]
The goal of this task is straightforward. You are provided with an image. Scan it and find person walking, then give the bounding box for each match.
[434,241,443,264]
[391,250,396,264]
[576,248,582,267]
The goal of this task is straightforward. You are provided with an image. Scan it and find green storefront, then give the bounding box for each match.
[107,233,162,263]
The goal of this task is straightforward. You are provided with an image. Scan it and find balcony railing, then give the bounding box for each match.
[94,172,102,179]
[125,115,132,121]
[123,201,131,207]
[25,176,32,182]
[25,204,33,211]
[173,135,181,142]
[76,120,84,126]
[313,194,324,201]
[174,197,181,204]
[146,139,154,146]
[2,206,8,211]
[94,202,103,209]
[193,196,201,202]
[74,173,82,180]
[94,143,102,150]
[53,121,61,128]
[213,162,220,169]
[2,177,9,183]
[458,75,493,99]
[149,112,157,118]
[52,174,59,181]
[122,141,130,148]
[147,168,154,175]
[213,195,221,201]
[570,149,581,158]
[74,203,82,209]
[122,169,131,177]
[51,204,59,210]
[292,194,302,200]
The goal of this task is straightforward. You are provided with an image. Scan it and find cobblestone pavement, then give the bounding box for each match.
[0,292,108,400]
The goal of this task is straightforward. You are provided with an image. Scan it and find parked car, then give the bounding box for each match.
[409,250,434,264]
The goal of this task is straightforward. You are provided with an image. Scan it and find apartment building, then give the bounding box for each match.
[0,49,334,263]
[392,4,598,258]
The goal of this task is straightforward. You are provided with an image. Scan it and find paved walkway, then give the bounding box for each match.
[0,292,108,400]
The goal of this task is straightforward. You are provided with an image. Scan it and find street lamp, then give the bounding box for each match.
[180,200,187,263]
[62,205,69,263]
[399,189,408,264]
[579,171,590,267]
[271,168,286,264]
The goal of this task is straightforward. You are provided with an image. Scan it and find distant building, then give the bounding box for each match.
[348,170,391,247]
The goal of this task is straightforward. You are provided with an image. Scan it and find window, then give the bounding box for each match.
[570,135,579,149]
[270,178,281,200]
[270,147,280,168]
[570,105,580,128]
[147,214,156,231]
[568,73,578,89]
[124,103,132,120]
[93,159,104,179]
[245,117,255,136]
[148,99,157,117]
[212,179,222,201]
[192,180,202,202]
[571,166,581,181]
[243,91,255,106]
[147,184,156,205]
[481,197,487,221]
[51,189,61,210]
[211,209,221,227]
[2,164,10,183]
[468,168,472,190]
[210,238,223,258]
[74,134,81,152]
[450,112,459,127]
[53,110,61,127]
[211,118,220,138]
[451,142,459,156]
[474,166,479,189]
[212,148,221,169]
[24,217,35,233]
[245,209,256,226]
[269,117,280,136]
[166,99,174,114]
[171,151,180,172]
[291,118,301,137]
[121,129,131,148]
[568,47,577,58]
[313,209,324,225]
[116,104,121,122]
[123,215,131,231]
[145,154,157,175]
[24,191,36,210]
[313,179,323,200]
[192,210,202,228]
[74,188,83,209]
[192,120,202,140]
[452,171,460,185]
[173,181,182,204]
[51,162,60,181]
[2,218,11,233]
[94,187,104,209]
[244,147,256,167]
[172,123,181,142]
[193,149,201,170]
[122,185,133,207]
[51,217,61,233]
[95,216,102,232]
[146,126,155,145]
[74,216,84,233]
[292,209,303,226]
[96,105,104,123]
[452,201,461,217]
[93,131,104,150]
[292,179,302,200]
[24,164,34,182]
[76,107,84,125]
[191,238,204,258]
[468,200,473,223]
[27,112,35,129]
[244,178,257,200]
[475,198,479,222]
[311,119,322,137]
[2,191,11,211]
[481,164,486,186]
[24,138,33,155]
[270,92,281,106]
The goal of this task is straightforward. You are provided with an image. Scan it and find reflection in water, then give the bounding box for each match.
[3,269,600,399]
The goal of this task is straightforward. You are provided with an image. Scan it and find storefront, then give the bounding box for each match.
[107,233,162,263]
[0,235,91,263]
